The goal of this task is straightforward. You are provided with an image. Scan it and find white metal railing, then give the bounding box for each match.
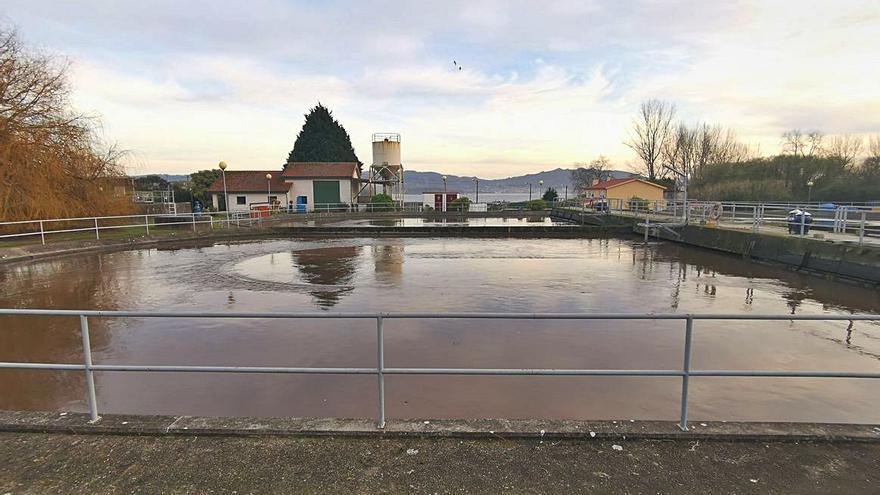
[0,211,267,245]
[3,200,879,248]
[0,309,878,431]
[557,199,880,245]
[0,203,533,247]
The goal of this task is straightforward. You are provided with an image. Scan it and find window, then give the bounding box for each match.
[236,196,246,205]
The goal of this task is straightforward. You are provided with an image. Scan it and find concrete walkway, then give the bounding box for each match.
[2,431,879,494]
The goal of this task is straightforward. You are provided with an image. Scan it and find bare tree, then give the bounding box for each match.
[625,99,675,180]
[824,134,863,166]
[868,135,880,160]
[782,129,806,156]
[806,130,825,157]
[570,156,612,194]
[662,123,695,177]
[782,129,824,157]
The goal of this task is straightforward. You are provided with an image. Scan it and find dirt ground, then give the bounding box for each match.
[1,432,878,494]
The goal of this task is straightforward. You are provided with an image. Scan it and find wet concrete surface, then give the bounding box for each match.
[1,430,879,494]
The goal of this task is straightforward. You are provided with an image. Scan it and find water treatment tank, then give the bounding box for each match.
[372,133,401,167]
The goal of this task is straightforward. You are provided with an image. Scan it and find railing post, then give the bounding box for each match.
[799,206,806,236]
[144,215,150,236]
[94,218,100,240]
[376,316,386,429]
[80,315,100,423]
[39,220,45,245]
[858,211,866,246]
[191,212,196,231]
[679,316,694,431]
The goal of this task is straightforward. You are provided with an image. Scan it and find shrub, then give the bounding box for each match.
[448,196,471,212]
[369,193,394,211]
[527,199,548,210]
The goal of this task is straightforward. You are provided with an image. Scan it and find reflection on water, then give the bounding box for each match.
[290,246,361,308]
[1,237,878,422]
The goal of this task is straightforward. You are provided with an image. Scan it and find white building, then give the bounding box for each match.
[422,192,460,212]
[280,162,362,212]
[208,171,289,212]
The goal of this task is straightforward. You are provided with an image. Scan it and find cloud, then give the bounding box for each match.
[4,0,879,177]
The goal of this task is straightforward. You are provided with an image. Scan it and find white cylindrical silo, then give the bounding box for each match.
[372,133,401,167]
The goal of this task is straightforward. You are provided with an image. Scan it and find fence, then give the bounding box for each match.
[567,199,880,244]
[3,200,880,248]
[0,309,878,430]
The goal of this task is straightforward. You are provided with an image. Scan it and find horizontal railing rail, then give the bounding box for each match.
[3,198,879,247]
[1,309,877,431]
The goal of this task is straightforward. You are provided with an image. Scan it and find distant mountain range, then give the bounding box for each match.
[397,168,635,193]
[138,168,636,193]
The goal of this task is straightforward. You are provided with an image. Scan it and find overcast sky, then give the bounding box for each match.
[3,1,879,177]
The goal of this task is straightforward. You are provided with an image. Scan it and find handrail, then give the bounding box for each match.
[3,199,878,247]
[1,309,878,431]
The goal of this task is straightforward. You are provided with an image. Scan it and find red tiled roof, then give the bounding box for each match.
[207,171,288,193]
[281,162,361,179]
[587,178,665,190]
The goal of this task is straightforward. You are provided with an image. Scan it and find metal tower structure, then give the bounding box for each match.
[360,133,404,206]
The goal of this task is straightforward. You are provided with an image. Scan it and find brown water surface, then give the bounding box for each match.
[1,237,878,422]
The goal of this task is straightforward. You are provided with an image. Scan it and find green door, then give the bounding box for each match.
[313,180,341,210]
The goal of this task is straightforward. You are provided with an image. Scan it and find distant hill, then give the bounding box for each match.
[138,168,637,192]
[397,168,635,193]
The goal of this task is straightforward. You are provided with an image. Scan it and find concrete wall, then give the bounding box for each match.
[644,223,880,285]
[286,179,358,211]
[608,182,665,209]
[211,192,290,212]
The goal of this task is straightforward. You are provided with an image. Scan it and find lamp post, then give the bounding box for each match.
[529,183,532,201]
[266,173,273,207]
[807,180,815,203]
[442,175,447,212]
[472,177,479,204]
[218,161,229,223]
[539,180,544,199]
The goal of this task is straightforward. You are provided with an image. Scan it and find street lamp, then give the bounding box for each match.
[807,180,815,203]
[266,173,273,207]
[529,183,532,201]
[218,161,229,223]
[442,175,448,212]
[472,177,479,204]
[539,180,544,199]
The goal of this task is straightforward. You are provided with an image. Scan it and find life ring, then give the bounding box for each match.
[708,202,723,221]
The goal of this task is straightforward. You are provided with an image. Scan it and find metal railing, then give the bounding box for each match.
[560,199,880,244]
[0,211,266,245]
[4,199,879,248]
[1,309,878,431]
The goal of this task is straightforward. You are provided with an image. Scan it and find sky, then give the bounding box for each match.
[3,0,879,178]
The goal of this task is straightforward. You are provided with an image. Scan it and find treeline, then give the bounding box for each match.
[624,99,880,201]
[690,133,880,201]
[0,27,131,222]
[690,154,880,202]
